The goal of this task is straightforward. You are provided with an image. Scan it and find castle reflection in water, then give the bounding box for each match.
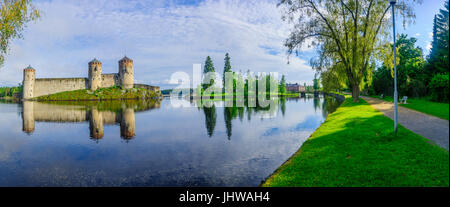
[21,99,161,140]
[20,95,341,141]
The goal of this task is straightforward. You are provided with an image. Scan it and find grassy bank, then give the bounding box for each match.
[262,97,449,187]
[370,96,449,120]
[33,86,160,101]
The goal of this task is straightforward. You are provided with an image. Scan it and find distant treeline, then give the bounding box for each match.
[0,85,22,98]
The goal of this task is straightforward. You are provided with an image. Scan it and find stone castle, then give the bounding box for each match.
[23,56,159,99]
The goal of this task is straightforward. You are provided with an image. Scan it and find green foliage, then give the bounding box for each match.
[428,1,449,74]
[222,53,232,92]
[429,73,449,102]
[263,97,449,187]
[202,56,216,90]
[321,66,346,93]
[279,75,287,94]
[313,73,320,91]
[371,1,448,101]
[33,86,159,101]
[374,35,428,97]
[0,85,22,97]
[279,0,418,102]
[0,0,40,67]
[424,1,449,103]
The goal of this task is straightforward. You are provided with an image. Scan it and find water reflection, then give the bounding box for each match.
[0,95,342,186]
[196,95,341,140]
[21,96,340,141]
[21,99,161,140]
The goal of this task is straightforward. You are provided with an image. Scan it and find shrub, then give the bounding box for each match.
[429,73,449,102]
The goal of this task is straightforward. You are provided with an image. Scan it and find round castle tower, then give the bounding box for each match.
[23,65,35,99]
[119,56,133,89]
[88,58,102,91]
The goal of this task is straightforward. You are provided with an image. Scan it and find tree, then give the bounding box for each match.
[223,53,232,92]
[428,1,449,74]
[279,0,418,102]
[279,75,287,94]
[313,73,320,91]
[375,34,426,97]
[202,56,216,90]
[1,0,40,67]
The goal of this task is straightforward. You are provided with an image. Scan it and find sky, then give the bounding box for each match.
[0,0,446,88]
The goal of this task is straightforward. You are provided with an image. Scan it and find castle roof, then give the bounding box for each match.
[89,58,101,64]
[24,65,35,71]
[119,56,133,62]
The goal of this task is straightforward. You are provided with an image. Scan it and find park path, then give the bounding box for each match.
[361,96,449,150]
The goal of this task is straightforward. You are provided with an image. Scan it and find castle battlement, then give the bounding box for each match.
[23,56,136,99]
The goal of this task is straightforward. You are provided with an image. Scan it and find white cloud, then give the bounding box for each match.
[415,33,420,37]
[428,32,433,38]
[0,0,314,88]
[426,42,432,51]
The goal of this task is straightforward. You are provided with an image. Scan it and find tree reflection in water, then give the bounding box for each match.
[196,95,342,140]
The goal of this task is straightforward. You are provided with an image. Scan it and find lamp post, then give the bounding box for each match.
[390,0,398,134]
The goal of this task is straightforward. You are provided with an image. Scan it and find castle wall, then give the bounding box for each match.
[134,84,161,94]
[33,78,88,98]
[21,101,135,139]
[101,74,119,88]
[32,102,88,122]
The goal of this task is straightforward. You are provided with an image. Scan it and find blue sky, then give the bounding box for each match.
[0,0,447,88]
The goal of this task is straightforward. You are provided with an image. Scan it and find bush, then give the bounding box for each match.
[405,78,427,98]
[429,73,449,102]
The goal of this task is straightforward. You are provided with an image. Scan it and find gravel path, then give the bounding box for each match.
[362,96,449,150]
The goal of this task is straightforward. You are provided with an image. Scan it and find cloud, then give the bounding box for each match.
[426,42,432,51]
[1,0,314,88]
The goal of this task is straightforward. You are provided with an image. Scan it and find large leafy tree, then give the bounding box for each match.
[1,0,40,67]
[279,0,419,102]
[374,34,426,97]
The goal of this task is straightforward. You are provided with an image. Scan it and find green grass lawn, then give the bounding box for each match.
[369,95,449,120]
[33,86,159,101]
[262,97,449,187]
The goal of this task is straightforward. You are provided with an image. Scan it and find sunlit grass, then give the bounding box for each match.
[372,96,449,120]
[262,97,449,187]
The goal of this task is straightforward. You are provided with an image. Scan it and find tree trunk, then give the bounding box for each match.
[352,84,360,102]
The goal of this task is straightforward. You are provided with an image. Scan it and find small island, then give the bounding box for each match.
[32,86,160,101]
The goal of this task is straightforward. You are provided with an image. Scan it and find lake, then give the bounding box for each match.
[0,95,341,186]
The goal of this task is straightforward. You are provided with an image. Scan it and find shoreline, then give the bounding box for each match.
[261,94,449,187]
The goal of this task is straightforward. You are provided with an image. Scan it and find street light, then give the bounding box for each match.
[390,0,399,134]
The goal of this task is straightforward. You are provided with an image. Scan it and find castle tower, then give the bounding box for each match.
[22,101,35,134]
[89,108,104,140]
[23,65,35,99]
[119,56,134,89]
[120,108,135,139]
[88,58,102,91]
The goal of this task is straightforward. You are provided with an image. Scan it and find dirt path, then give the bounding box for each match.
[362,96,449,150]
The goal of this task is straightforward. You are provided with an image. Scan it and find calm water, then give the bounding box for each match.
[0,95,341,186]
